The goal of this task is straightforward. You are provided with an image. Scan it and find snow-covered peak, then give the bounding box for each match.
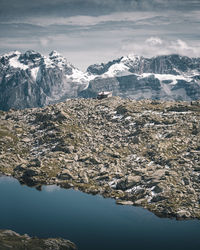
[87,54,143,78]
[6,52,28,70]
[19,50,43,68]
[1,50,21,59]
[24,50,40,57]
[88,54,141,78]
[49,50,61,58]
[121,54,141,63]
[66,68,96,85]
[48,50,73,70]
[49,51,66,63]
[101,62,130,78]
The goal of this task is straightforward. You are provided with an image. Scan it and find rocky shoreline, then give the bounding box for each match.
[0,97,200,220]
[0,229,77,250]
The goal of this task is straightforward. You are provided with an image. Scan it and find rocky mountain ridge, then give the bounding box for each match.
[0,50,94,111]
[81,54,200,100]
[87,54,200,76]
[0,97,200,220]
[0,51,200,110]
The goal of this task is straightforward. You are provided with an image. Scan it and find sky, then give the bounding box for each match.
[0,0,200,70]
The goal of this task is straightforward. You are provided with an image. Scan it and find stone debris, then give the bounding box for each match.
[0,97,200,220]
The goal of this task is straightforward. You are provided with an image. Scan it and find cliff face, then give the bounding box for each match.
[87,54,200,75]
[80,74,200,101]
[0,50,88,111]
[81,54,200,100]
[0,51,200,110]
[80,75,162,99]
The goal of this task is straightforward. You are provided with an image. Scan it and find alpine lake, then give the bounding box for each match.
[0,176,200,250]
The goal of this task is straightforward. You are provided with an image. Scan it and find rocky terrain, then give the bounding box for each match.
[0,229,77,250]
[0,51,200,110]
[0,97,200,220]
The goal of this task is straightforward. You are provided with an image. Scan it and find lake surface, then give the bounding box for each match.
[0,176,200,250]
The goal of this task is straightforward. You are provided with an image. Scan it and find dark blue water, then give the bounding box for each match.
[0,176,199,250]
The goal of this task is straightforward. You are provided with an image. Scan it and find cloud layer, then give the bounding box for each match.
[121,37,200,58]
[1,0,200,19]
[0,0,200,70]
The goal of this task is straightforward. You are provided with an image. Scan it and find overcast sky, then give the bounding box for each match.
[0,0,200,70]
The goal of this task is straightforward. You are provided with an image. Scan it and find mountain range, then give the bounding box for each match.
[0,50,200,110]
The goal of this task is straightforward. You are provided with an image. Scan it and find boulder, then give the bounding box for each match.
[58,170,75,180]
[116,200,133,205]
[116,175,142,190]
[176,210,191,219]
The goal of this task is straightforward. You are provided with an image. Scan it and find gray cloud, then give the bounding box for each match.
[0,0,200,70]
[1,0,200,21]
[121,37,200,58]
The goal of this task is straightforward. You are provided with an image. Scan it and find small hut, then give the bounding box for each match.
[97,91,112,100]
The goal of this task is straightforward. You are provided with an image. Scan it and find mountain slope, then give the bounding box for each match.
[0,50,93,110]
[0,51,200,110]
[81,54,200,100]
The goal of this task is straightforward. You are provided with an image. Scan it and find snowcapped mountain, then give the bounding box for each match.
[87,54,200,76]
[81,54,200,100]
[0,50,94,110]
[0,50,200,110]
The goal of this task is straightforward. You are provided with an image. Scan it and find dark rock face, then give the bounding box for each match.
[82,54,200,101]
[80,74,200,101]
[0,50,86,111]
[79,75,162,99]
[87,57,123,75]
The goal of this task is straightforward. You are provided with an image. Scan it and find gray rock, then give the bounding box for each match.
[177,210,191,219]
[58,170,75,180]
[0,229,77,250]
[116,200,133,205]
[116,175,142,190]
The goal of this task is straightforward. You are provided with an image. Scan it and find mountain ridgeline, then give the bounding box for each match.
[0,50,200,110]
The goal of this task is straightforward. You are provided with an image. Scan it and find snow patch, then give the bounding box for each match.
[121,54,141,63]
[66,68,96,87]
[70,68,87,82]
[43,57,54,68]
[1,51,21,58]
[49,50,61,58]
[9,55,28,70]
[112,114,123,120]
[138,73,193,85]
[108,178,118,188]
[102,63,129,78]
[31,67,40,81]
[126,185,143,193]
[144,122,155,127]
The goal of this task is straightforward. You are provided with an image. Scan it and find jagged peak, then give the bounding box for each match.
[23,50,41,56]
[121,53,142,62]
[48,50,68,64]
[49,50,62,58]
[1,50,21,58]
